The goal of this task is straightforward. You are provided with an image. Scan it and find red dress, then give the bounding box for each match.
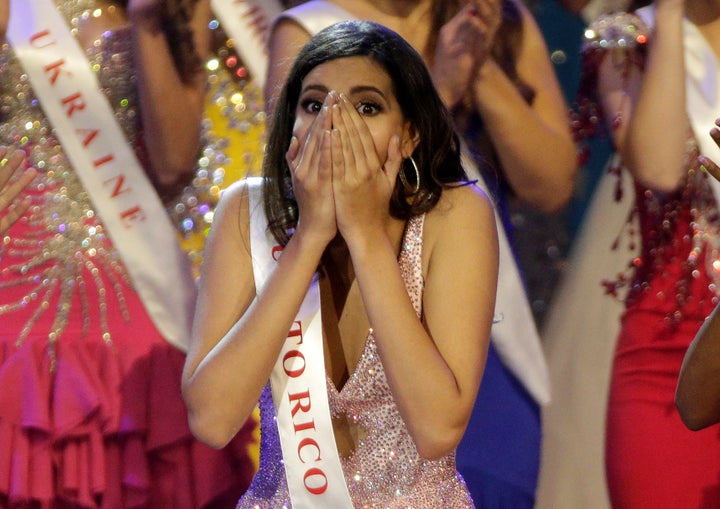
[563,10,720,507]
[605,174,720,508]
[0,7,254,509]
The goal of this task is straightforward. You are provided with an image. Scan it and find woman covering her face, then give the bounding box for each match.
[183,20,499,509]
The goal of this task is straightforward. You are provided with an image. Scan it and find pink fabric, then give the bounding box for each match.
[0,9,256,507]
[0,223,256,509]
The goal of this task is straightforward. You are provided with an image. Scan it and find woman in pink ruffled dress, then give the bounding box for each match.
[0,0,255,507]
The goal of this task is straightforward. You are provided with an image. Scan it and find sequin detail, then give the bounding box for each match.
[236,215,475,509]
[0,2,139,361]
[167,21,268,274]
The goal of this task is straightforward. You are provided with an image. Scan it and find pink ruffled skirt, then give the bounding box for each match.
[0,284,255,509]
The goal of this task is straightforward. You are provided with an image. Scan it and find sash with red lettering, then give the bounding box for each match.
[7,0,196,351]
[247,177,354,508]
[209,0,284,89]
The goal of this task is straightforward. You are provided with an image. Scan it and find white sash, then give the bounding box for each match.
[279,0,551,405]
[683,18,720,194]
[247,178,354,508]
[8,0,196,351]
[209,0,284,90]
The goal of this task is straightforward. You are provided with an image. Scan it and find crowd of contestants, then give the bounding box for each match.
[1,0,720,507]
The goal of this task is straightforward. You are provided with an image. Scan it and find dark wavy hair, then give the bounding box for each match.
[263,20,467,246]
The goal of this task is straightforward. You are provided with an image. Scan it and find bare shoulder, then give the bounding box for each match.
[425,183,496,227]
[211,178,257,243]
[419,184,498,284]
[217,178,252,215]
[422,184,497,260]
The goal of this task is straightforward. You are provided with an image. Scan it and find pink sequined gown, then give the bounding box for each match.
[236,215,475,509]
[0,2,254,507]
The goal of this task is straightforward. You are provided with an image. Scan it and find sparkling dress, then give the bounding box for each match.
[167,15,268,275]
[277,3,549,507]
[236,215,475,509]
[539,9,720,509]
[0,2,254,507]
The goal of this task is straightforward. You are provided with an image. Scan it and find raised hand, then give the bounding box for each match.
[432,1,502,109]
[698,120,720,183]
[286,91,338,244]
[0,147,36,235]
[329,92,403,245]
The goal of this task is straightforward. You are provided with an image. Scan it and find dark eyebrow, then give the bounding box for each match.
[348,85,387,100]
[300,84,329,95]
[299,84,388,101]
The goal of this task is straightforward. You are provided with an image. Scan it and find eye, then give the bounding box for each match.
[299,98,323,114]
[356,101,382,116]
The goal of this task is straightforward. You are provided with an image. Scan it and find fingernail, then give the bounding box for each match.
[698,155,709,172]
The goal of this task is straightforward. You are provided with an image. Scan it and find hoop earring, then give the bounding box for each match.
[399,156,420,195]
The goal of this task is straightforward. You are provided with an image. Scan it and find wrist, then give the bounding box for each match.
[654,3,684,22]
[127,4,163,32]
[342,224,390,257]
[435,81,462,110]
[291,222,334,255]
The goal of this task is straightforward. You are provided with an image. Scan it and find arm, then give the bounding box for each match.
[676,303,720,430]
[127,0,212,187]
[675,132,720,430]
[471,1,576,212]
[0,148,36,235]
[331,97,498,459]
[598,1,688,191]
[182,95,338,449]
[264,17,312,115]
[358,187,497,459]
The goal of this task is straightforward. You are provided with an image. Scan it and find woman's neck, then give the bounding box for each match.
[331,0,434,59]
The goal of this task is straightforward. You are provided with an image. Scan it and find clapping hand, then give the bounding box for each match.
[432,0,502,109]
[698,119,720,183]
[0,147,36,235]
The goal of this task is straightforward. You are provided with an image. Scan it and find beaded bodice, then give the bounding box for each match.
[237,215,474,509]
[0,1,138,354]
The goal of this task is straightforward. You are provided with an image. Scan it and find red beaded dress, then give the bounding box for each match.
[0,1,254,507]
[574,8,720,508]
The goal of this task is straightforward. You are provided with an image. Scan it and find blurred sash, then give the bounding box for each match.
[210,0,284,89]
[8,0,195,351]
